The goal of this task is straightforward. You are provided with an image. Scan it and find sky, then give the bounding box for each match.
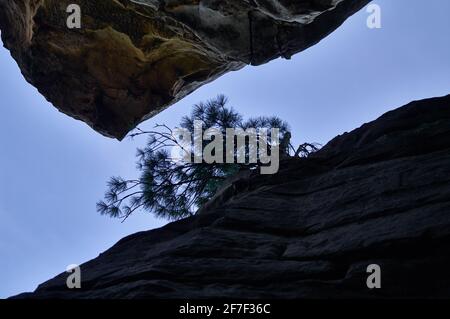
[0,0,449,298]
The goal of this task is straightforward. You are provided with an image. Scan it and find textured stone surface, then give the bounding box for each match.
[13,94,450,299]
[0,0,369,139]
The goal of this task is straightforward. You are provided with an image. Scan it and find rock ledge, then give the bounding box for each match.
[13,94,450,299]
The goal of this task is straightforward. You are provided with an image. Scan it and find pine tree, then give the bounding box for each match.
[97,95,319,221]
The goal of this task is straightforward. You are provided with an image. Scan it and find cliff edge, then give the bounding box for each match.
[13,94,450,299]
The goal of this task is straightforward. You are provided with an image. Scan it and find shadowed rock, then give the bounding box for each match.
[12,94,450,299]
[0,0,370,139]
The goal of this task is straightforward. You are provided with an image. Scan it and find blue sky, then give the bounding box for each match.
[0,0,449,298]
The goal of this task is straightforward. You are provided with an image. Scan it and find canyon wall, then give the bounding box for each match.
[13,94,450,298]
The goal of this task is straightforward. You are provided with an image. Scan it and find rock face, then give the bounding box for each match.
[13,94,450,299]
[0,0,369,139]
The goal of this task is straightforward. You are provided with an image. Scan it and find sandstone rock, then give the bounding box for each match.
[12,94,450,299]
[0,0,369,139]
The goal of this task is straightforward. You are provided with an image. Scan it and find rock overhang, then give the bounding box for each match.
[0,0,371,139]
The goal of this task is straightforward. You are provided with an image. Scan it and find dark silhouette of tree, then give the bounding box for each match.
[97,95,320,221]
